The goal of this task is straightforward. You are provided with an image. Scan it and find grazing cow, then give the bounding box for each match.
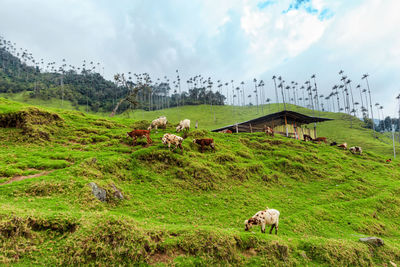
[244,207,280,234]
[386,159,392,163]
[219,129,232,133]
[337,142,347,149]
[349,146,362,155]
[265,126,274,137]
[162,133,184,152]
[176,119,190,133]
[126,130,152,145]
[303,134,313,141]
[148,116,167,132]
[193,138,215,153]
[313,137,327,143]
[330,141,337,146]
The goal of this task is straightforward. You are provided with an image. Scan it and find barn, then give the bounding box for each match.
[212,110,332,140]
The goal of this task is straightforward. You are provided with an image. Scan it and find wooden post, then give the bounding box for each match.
[284,115,288,137]
[250,124,253,133]
[314,124,317,139]
[236,124,239,133]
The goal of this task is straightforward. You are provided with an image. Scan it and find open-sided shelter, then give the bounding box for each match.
[212,110,332,139]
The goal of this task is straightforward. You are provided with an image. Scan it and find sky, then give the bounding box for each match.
[1,0,400,118]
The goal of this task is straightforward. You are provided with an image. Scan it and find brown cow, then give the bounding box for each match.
[303,134,313,141]
[219,129,233,133]
[313,137,327,143]
[193,138,215,153]
[337,142,347,149]
[127,130,152,145]
[265,126,274,136]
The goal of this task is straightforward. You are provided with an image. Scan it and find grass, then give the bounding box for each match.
[0,97,399,265]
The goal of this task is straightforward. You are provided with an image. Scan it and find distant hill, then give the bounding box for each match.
[0,98,399,265]
[0,40,225,114]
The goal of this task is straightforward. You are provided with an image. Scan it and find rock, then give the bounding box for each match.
[89,182,107,202]
[111,183,124,200]
[300,251,310,261]
[359,237,384,247]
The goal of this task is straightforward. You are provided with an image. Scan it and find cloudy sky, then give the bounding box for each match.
[1,0,400,117]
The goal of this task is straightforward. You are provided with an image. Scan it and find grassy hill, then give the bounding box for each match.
[127,103,397,157]
[0,98,399,266]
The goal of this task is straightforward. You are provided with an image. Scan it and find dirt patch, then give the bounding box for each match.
[148,251,183,265]
[0,171,54,185]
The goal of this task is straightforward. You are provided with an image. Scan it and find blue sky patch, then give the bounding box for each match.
[283,0,334,21]
[257,0,276,10]
[318,8,334,20]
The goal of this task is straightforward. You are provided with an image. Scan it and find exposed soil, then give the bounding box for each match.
[0,171,54,185]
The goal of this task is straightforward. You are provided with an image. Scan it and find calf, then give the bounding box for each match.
[148,116,167,132]
[126,130,152,145]
[162,133,184,152]
[349,146,362,155]
[244,207,280,234]
[313,137,327,143]
[386,159,392,163]
[219,129,232,133]
[303,134,313,141]
[337,142,347,149]
[176,119,190,133]
[265,126,274,137]
[193,138,215,153]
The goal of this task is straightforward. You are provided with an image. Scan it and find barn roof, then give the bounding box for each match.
[211,110,332,132]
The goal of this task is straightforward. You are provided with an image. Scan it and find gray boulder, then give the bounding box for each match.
[359,237,384,247]
[89,182,107,202]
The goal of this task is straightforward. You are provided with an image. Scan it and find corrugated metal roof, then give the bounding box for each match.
[211,110,332,132]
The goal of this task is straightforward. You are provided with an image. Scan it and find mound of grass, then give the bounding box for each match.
[0,107,63,140]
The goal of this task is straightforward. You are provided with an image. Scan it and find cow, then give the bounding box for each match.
[193,138,215,153]
[330,141,337,146]
[148,116,167,132]
[386,159,392,163]
[162,133,184,152]
[337,142,347,149]
[244,207,280,234]
[349,146,362,155]
[313,137,327,143]
[176,119,190,133]
[126,130,152,145]
[303,134,313,141]
[265,126,274,137]
[218,129,232,133]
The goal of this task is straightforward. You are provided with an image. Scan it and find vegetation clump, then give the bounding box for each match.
[0,107,63,140]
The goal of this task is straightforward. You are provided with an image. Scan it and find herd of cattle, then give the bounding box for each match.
[126,116,363,156]
[126,116,215,153]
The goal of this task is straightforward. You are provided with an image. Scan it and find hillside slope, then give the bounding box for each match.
[128,103,396,157]
[0,98,399,266]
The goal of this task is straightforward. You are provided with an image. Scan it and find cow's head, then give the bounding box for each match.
[244,218,257,231]
[176,125,182,132]
[192,139,197,144]
[126,132,131,138]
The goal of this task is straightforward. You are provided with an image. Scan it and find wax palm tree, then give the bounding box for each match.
[253,78,259,113]
[356,84,365,117]
[272,75,279,109]
[241,81,245,106]
[362,74,375,134]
